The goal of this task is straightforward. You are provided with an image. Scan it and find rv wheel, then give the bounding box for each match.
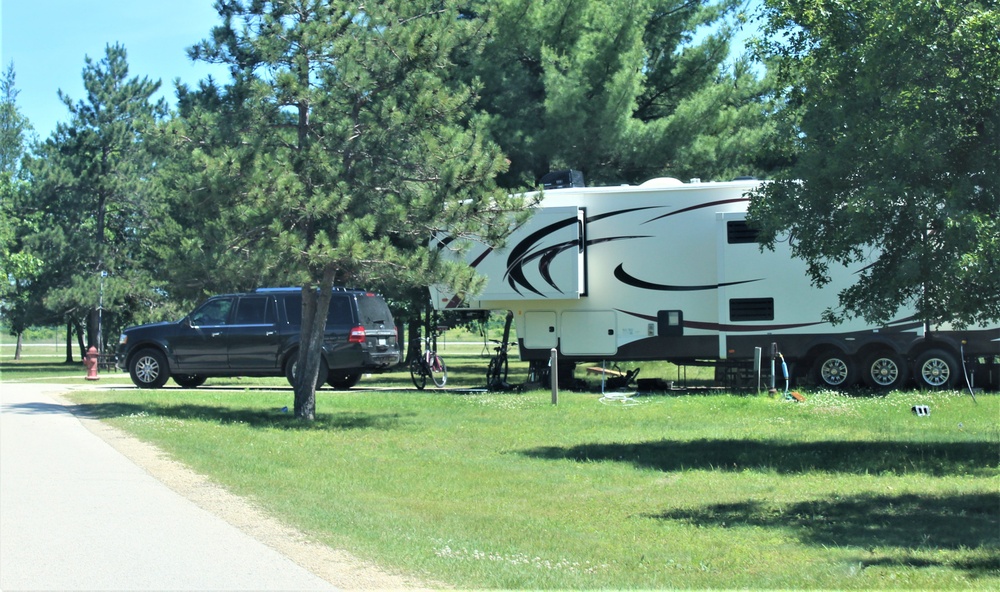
[913,348,960,390]
[811,351,856,389]
[861,351,907,390]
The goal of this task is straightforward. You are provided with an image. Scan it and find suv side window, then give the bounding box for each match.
[189,298,234,326]
[327,295,353,327]
[283,295,302,326]
[281,294,354,327]
[234,296,275,325]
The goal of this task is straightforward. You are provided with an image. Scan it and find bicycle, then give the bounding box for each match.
[410,333,447,390]
[604,363,641,391]
[486,339,514,390]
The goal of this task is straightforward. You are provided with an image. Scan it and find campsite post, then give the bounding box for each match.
[550,348,558,405]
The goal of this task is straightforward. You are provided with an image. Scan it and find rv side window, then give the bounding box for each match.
[727,220,759,244]
[657,310,683,336]
[730,298,774,321]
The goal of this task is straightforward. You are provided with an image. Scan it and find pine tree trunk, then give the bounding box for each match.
[293,266,337,421]
[87,307,100,350]
[406,318,421,364]
[73,318,85,362]
[65,320,75,363]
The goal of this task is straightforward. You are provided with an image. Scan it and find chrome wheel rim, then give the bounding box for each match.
[820,358,849,386]
[869,357,900,387]
[135,356,160,384]
[920,358,950,386]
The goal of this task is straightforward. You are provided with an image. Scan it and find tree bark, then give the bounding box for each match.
[65,320,75,363]
[406,318,422,364]
[87,307,100,350]
[73,318,86,362]
[14,332,23,360]
[293,266,337,421]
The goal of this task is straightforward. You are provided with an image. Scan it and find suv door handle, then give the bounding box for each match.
[266,331,276,336]
[211,332,222,337]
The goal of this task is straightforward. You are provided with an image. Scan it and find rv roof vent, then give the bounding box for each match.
[689,178,702,184]
[540,169,585,190]
[639,177,684,188]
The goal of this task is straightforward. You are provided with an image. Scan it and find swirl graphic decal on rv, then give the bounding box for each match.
[613,264,762,291]
[617,309,823,332]
[500,203,767,297]
[502,207,657,296]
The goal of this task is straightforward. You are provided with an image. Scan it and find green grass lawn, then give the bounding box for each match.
[4,352,998,589]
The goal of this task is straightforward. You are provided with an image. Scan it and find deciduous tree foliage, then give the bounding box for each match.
[0,63,33,175]
[185,0,523,419]
[0,63,41,299]
[747,0,999,327]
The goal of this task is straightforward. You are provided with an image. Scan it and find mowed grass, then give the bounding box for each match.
[7,351,998,589]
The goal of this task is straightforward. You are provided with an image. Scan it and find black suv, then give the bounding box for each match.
[116,287,400,389]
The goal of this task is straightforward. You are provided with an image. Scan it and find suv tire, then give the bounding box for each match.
[328,372,362,390]
[173,374,207,388]
[285,351,329,390]
[129,349,170,389]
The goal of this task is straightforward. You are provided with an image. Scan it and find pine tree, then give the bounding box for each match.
[463,0,774,186]
[184,0,524,419]
[18,44,169,351]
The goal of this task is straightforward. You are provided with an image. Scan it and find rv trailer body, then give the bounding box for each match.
[431,178,1000,388]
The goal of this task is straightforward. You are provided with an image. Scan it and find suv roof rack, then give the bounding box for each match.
[254,286,354,293]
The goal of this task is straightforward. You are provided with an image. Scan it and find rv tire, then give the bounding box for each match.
[861,350,907,390]
[913,348,959,390]
[811,350,856,389]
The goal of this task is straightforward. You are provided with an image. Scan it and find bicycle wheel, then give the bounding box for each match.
[409,357,427,390]
[430,355,448,388]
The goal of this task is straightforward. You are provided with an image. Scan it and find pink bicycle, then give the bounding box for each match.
[410,333,447,389]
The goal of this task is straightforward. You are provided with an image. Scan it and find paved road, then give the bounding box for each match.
[0,382,338,591]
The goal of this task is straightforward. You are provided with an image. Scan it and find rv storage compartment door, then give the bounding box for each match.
[560,311,617,356]
[477,206,585,301]
[523,312,558,349]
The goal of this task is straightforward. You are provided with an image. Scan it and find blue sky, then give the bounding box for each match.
[1,1,761,142]
[1,0,228,140]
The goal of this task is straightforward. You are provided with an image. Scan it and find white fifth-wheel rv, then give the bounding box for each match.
[431,175,999,390]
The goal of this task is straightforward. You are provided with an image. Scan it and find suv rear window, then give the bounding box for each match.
[357,294,392,326]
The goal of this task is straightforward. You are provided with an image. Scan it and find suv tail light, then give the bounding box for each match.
[349,326,366,343]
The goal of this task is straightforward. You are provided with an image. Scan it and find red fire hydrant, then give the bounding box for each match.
[84,346,100,381]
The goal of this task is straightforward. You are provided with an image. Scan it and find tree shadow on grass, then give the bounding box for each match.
[41,401,410,431]
[522,439,998,476]
[651,492,999,577]
[0,362,80,372]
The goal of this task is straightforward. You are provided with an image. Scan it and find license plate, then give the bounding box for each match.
[378,338,386,346]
